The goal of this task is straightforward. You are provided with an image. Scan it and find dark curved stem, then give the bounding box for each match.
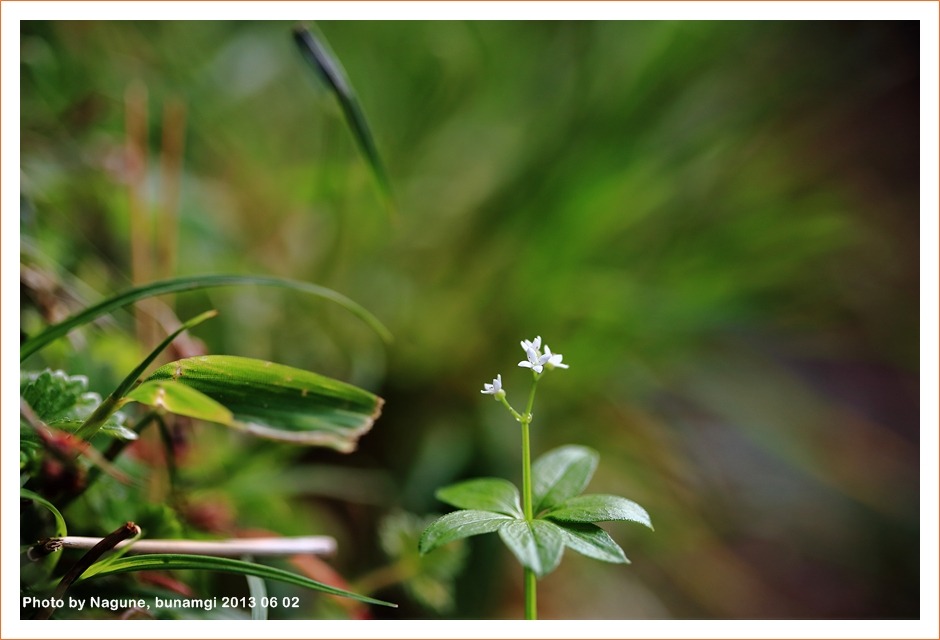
[33,521,140,619]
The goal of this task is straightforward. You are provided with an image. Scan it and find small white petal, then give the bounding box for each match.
[519,360,533,369]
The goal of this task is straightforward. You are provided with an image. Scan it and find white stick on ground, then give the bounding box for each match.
[54,535,337,557]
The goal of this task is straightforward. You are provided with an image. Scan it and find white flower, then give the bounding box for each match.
[542,345,568,370]
[519,345,551,374]
[517,336,570,374]
[520,336,542,354]
[481,374,503,396]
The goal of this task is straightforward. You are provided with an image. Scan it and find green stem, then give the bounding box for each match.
[521,372,540,620]
[521,418,533,521]
[524,568,537,620]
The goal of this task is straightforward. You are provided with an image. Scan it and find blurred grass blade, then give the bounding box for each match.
[79,553,396,607]
[293,24,394,210]
[243,559,268,620]
[20,274,391,361]
[144,355,383,452]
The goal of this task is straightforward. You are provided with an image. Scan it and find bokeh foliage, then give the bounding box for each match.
[21,20,919,618]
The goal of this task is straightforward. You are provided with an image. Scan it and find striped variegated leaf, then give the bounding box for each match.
[142,356,383,453]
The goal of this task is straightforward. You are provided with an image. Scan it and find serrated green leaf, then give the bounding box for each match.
[143,356,383,452]
[125,380,234,425]
[532,445,599,514]
[20,273,391,362]
[435,478,523,517]
[21,369,134,440]
[78,553,396,607]
[497,519,564,578]
[21,369,91,421]
[548,521,629,564]
[418,510,512,555]
[544,494,653,529]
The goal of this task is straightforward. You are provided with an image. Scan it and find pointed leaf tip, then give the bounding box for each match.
[419,510,512,555]
[532,445,599,514]
[435,478,523,518]
[497,519,564,578]
[545,494,653,530]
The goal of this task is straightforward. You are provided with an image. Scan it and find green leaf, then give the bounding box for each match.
[435,478,523,517]
[549,521,629,564]
[78,553,396,607]
[21,370,134,440]
[418,510,513,555]
[532,445,599,514]
[20,274,391,362]
[125,380,234,425]
[293,25,394,212]
[20,488,67,538]
[144,356,383,452]
[21,488,69,580]
[377,511,467,614]
[497,519,564,578]
[544,494,653,529]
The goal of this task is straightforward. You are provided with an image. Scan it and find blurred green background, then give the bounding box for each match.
[20,20,919,619]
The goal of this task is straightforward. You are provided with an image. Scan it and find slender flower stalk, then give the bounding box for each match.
[520,372,540,619]
[481,337,566,620]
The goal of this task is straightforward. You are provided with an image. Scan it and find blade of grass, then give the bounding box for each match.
[74,310,217,441]
[243,558,268,620]
[293,24,395,215]
[20,489,67,538]
[22,489,68,578]
[20,273,392,361]
[79,553,397,607]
